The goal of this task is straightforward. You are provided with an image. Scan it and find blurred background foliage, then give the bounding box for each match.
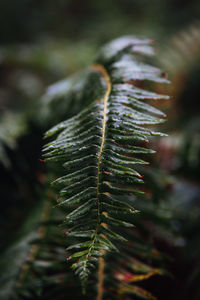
[0,0,200,299]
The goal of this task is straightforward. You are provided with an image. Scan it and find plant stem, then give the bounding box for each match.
[91,64,111,300]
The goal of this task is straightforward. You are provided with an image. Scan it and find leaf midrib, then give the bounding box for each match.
[83,64,111,263]
[92,64,112,218]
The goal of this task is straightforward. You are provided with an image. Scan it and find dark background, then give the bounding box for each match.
[0,1,200,299]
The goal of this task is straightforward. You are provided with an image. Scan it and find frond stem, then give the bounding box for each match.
[91,64,111,300]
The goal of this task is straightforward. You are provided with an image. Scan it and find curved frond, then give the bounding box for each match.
[43,36,169,289]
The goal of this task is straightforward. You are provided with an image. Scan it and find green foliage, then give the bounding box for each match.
[1,1,200,298]
[0,112,27,167]
[0,199,49,300]
[43,36,169,289]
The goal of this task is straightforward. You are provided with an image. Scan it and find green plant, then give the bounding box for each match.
[43,36,169,298]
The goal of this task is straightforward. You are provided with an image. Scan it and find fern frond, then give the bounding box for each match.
[43,36,169,289]
[159,21,200,100]
[0,200,50,300]
[160,21,200,73]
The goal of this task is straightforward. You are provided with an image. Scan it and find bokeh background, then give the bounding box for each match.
[0,1,200,299]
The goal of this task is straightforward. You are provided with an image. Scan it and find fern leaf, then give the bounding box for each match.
[0,200,50,300]
[43,36,169,288]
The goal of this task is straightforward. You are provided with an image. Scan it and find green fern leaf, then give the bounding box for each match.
[43,36,169,288]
